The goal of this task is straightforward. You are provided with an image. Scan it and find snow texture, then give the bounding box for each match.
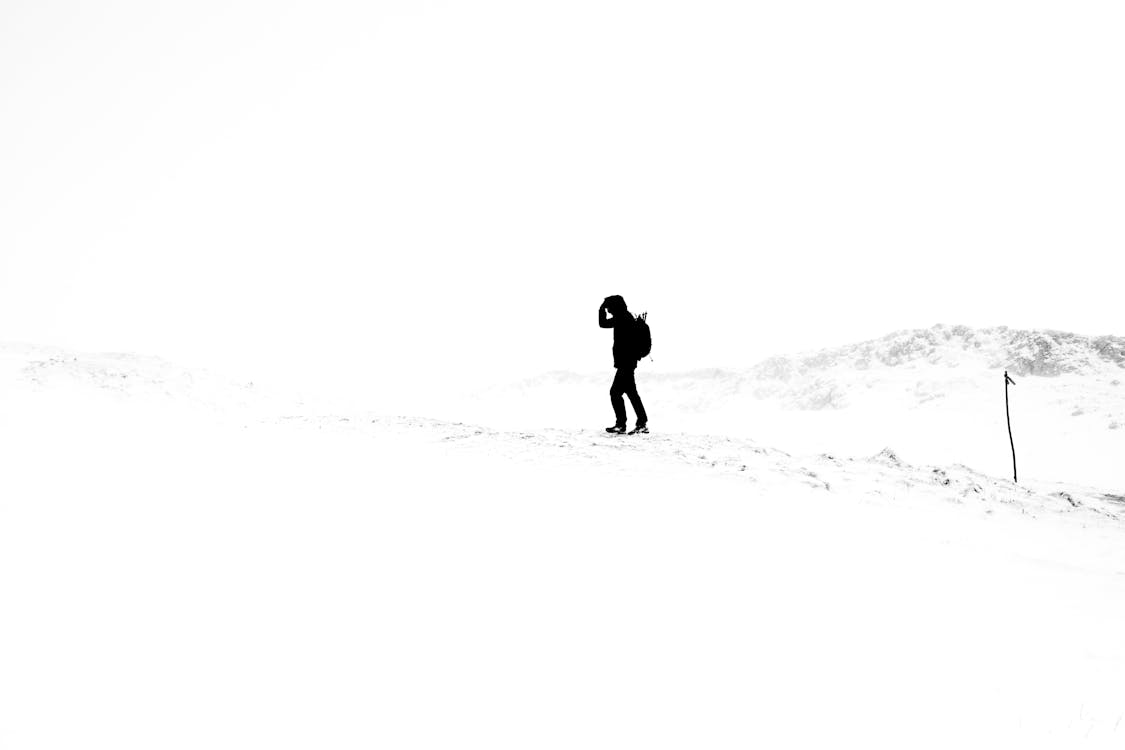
[3,330,1125,749]
[467,324,1125,490]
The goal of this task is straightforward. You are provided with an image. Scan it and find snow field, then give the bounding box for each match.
[3,396,1125,749]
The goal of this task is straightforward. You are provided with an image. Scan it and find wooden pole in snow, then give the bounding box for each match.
[1004,371,1017,483]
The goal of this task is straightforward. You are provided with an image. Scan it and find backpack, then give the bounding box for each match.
[633,312,652,360]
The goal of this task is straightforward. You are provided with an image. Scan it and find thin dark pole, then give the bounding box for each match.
[1004,371,1017,483]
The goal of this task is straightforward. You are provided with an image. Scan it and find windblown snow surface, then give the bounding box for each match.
[467,324,1125,489]
[2,329,1125,749]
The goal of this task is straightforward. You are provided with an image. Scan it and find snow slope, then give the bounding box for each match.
[466,325,1125,490]
[3,340,1125,749]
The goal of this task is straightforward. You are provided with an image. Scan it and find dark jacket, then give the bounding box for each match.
[599,306,638,369]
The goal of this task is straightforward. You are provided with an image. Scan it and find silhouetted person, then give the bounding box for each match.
[599,295,648,434]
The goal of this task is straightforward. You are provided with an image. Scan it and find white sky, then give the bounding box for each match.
[2,0,1123,403]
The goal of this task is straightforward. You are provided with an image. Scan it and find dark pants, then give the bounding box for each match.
[610,367,647,428]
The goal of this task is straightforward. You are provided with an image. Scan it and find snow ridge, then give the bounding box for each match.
[0,343,283,414]
[754,324,1125,379]
[280,414,1125,526]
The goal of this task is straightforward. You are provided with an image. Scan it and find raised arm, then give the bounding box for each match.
[599,303,614,328]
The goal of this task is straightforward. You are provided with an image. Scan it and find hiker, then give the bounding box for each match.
[599,295,648,434]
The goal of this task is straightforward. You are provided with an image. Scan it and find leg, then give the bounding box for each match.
[622,367,647,426]
[609,369,628,428]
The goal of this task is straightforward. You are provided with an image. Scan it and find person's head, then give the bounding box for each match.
[604,295,627,315]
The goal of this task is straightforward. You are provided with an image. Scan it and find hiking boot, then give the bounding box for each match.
[629,424,649,434]
[605,425,627,434]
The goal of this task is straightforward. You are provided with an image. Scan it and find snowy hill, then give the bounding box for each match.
[0,342,294,418]
[753,324,1125,379]
[479,324,1125,415]
[466,325,1125,490]
[4,337,1125,748]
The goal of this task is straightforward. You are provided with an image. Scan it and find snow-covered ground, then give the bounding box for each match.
[464,325,1125,490]
[3,332,1125,749]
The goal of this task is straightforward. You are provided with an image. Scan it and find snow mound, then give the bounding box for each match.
[0,342,290,415]
[754,324,1125,378]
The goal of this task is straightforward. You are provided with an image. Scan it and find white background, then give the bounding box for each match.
[3,0,1123,400]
